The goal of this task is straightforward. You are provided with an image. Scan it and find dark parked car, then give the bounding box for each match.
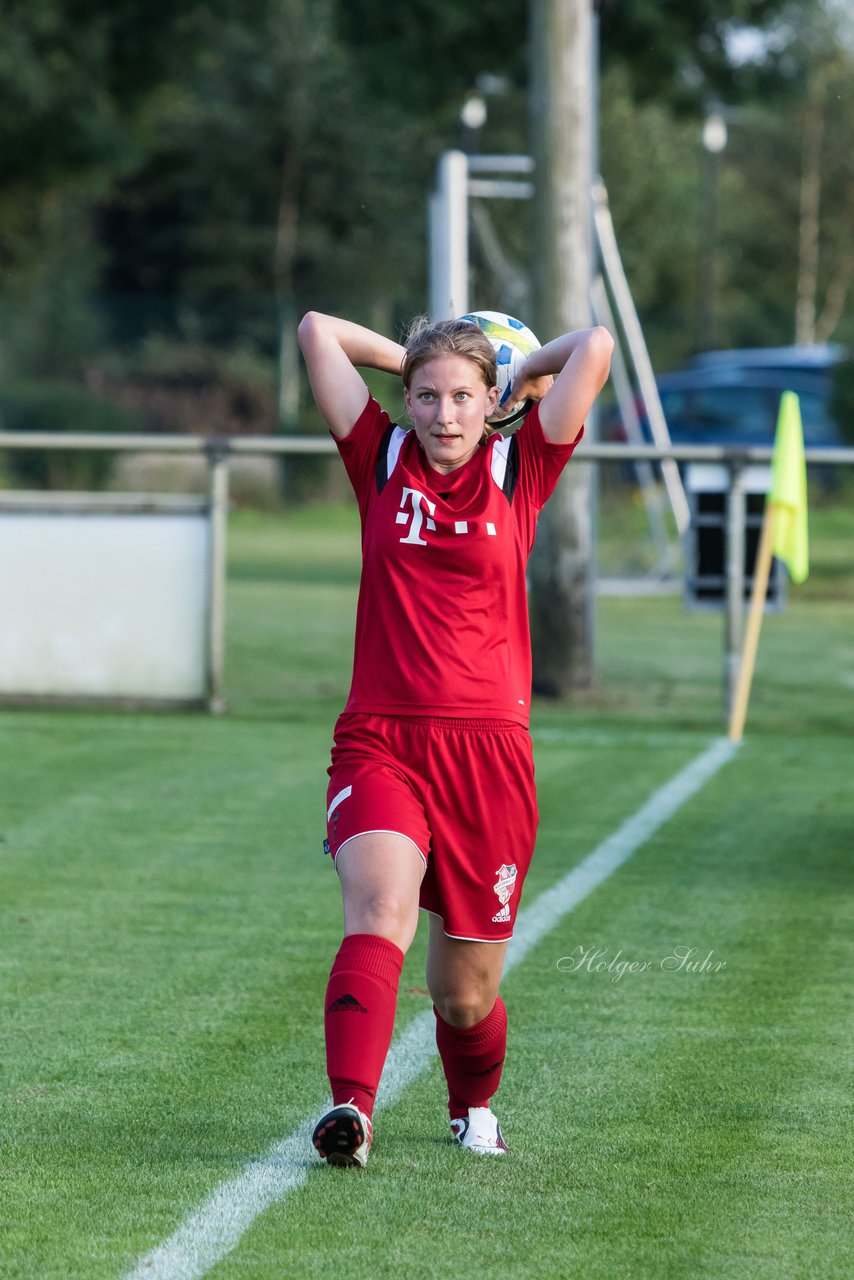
[606,344,852,453]
[685,342,846,377]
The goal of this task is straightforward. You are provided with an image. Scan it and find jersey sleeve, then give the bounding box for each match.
[333,395,394,516]
[512,401,583,510]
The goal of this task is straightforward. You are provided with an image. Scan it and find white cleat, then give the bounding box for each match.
[450,1106,509,1155]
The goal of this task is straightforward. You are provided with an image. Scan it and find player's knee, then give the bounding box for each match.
[432,989,494,1028]
[346,889,415,943]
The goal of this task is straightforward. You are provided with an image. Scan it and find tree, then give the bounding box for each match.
[789,5,854,343]
[334,0,527,110]
[598,0,791,109]
[5,0,849,420]
[0,0,209,374]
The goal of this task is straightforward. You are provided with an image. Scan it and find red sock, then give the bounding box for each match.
[434,997,507,1120]
[324,933,404,1119]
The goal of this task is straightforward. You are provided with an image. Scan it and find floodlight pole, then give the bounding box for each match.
[428,152,535,321]
[429,151,469,319]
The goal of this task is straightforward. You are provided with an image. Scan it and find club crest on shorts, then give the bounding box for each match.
[492,862,518,924]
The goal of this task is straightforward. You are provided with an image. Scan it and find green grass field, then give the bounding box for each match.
[1,492,852,1279]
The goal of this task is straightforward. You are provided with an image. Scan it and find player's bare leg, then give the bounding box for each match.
[426,918,507,1026]
[337,832,424,951]
[313,834,424,1167]
[426,918,511,1154]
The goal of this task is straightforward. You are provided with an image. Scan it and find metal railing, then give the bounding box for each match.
[3,430,853,714]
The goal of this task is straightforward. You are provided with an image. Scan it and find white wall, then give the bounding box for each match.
[0,507,210,700]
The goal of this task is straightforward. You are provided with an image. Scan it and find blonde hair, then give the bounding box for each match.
[401,317,498,392]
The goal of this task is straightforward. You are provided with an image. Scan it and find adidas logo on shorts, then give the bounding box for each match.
[491,904,511,923]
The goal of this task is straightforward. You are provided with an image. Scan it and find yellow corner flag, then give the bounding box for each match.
[770,391,809,583]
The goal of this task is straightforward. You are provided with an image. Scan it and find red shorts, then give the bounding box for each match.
[325,713,539,943]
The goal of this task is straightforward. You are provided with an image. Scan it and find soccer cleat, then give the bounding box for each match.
[312,1100,373,1168]
[450,1106,509,1155]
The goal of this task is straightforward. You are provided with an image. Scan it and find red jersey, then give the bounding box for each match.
[334,397,581,727]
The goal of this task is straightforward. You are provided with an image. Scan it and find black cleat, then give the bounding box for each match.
[312,1101,373,1168]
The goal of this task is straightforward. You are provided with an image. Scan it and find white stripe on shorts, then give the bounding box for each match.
[326,786,352,821]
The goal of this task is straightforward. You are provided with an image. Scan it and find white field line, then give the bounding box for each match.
[122,735,739,1280]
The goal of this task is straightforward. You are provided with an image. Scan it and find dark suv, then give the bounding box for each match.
[607,344,851,452]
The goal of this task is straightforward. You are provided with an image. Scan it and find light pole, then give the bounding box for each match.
[459,93,487,153]
[696,110,728,351]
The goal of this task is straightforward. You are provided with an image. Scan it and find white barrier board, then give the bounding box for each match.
[0,504,210,700]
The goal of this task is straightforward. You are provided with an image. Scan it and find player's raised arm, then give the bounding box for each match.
[507,325,614,445]
[297,311,406,440]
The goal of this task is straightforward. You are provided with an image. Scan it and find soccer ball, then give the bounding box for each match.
[458,310,541,426]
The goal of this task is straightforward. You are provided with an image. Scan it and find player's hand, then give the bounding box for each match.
[496,370,554,416]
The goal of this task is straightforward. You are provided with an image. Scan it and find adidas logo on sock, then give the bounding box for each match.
[326,993,368,1014]
[471,1058,504,1077]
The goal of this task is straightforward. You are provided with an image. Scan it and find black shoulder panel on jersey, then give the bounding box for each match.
[502,434,520,504]
[374,423,396,494]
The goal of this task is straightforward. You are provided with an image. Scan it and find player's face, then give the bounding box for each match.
[404,355,500,474]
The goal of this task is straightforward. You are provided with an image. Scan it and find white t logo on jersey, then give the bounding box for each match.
[396,488,437,545]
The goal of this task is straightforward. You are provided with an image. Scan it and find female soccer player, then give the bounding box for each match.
[298,309,613,1166]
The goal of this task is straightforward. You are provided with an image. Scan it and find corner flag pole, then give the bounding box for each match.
[727,503,778,742]
[728,392,809,742]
